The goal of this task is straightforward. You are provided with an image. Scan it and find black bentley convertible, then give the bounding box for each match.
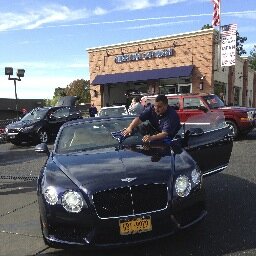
[35,113,233,248]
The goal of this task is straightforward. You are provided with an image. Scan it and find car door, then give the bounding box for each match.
[68,107,82,121]
[183,115,233,177]
[181,96,208,120]
[48,107,70,138]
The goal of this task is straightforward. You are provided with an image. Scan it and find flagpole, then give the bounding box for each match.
[218,0,221,43]
[217,0,221,71]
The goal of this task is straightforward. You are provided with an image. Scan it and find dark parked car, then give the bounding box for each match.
[35,113,233,249]
[5,106,82,145]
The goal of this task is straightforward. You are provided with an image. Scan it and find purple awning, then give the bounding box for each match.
[91,65,193,85]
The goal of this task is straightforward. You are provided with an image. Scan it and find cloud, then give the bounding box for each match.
[158,0,187,5]
[122,0,151,10]
[0,4,107,31]
[1,0,256,32]
[67,63,89,69]
[125,20,196,30]
[93,7,108,15]
[114,0,187,11]
[0,75,88,99]
[0,60,89,71]
[244,43,256,53]
[225,10,256,19]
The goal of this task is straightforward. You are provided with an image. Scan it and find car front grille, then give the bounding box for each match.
[7,128,20,133]
[93,183,168,218]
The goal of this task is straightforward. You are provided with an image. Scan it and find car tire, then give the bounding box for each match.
[225,120,238,139]
[37,130,49,143]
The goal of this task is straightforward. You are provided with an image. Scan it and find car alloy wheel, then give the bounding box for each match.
[38,130,48,143]
[225,120,238,138]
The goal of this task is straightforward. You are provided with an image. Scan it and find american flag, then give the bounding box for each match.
[211,0,220,26]
[221,24,237,36]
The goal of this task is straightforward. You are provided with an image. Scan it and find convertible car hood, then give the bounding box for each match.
[53,146,174,193]
[7,120,39,129]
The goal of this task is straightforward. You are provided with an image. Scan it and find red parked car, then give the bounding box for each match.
[141,93,255,139]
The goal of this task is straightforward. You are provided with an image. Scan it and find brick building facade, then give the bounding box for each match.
[87,28,256,109]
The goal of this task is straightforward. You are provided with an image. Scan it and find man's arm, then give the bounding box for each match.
[122,117,142,136]
[142,131,168,143]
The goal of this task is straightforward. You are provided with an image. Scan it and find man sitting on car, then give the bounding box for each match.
[122,94,181,143]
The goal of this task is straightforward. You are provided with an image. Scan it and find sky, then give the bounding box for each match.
[0,0,255,100]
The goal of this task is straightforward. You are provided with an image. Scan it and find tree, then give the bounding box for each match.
[236,31,247,56]
[54,87,66,97]
[65,79,91,103]
[46,87,67,106]
[45,87,66,106]
[248,45,256,71]
[201,24,213,30]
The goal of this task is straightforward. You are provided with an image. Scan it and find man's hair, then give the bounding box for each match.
[155,95,168,105]
[133,97,140,103]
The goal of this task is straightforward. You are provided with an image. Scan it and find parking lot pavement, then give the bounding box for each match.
[0,179,43,256]
[0,130,256,255]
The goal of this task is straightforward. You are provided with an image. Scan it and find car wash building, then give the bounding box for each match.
[87,28,256,109]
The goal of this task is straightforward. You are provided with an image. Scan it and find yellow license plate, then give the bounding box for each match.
[119,216,152,235]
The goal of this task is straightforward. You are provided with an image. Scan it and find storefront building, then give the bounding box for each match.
[87,28,256,109]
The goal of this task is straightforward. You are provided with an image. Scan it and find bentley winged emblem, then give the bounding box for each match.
[121,177,137,183]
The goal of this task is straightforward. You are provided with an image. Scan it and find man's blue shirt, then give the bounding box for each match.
[139,105,181,139]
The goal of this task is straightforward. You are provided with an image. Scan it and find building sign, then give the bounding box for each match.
[221,24,237,67]
[115,48,173,64]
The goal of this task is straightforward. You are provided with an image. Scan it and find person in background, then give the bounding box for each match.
[123,95,181,143]
[20,108,28,118]
[128,97,144,115]
[89,103,98,117]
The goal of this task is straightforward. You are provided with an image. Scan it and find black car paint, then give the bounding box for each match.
[36,116,233,248]
[38,142,205,246]
[5,106,82,145]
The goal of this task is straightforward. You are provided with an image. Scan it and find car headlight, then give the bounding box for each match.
[5,127,8,133]
[191,169,201,185]
[44,186,58,205]
[62,190,84,213]
[175,175,191,197]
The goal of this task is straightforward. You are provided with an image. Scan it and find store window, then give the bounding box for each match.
[159,84,191,94]
[159,85,177,94]
[178,84,191,93]
[233,87,241,106]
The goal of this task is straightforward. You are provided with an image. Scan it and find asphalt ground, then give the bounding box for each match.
[0,130,256,256]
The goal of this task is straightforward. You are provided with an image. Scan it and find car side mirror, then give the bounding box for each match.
[49,114,56,121]
[35,143,50,156]
[198,105,208,113]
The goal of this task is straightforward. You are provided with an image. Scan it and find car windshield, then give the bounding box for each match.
[21,108,49,121]
[56,111,227,154]
[98,107,127,117]
[203,95,225,109]
[177,110,226,137]
[56,118,132,153]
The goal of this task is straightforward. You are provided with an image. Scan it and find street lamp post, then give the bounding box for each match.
[5,67,25,120]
